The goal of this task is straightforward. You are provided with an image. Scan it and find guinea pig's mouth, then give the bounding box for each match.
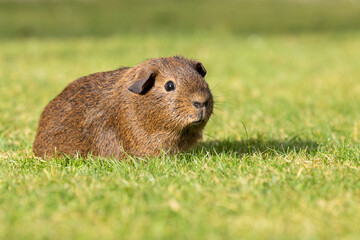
[187,113,207,127]
[190,119,205,125]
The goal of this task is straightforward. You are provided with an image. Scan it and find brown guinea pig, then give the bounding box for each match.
[33,56,213,159]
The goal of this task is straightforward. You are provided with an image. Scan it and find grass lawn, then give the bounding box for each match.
[1,1,360,239]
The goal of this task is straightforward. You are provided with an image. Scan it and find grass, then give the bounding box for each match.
[1,0,360,38]
[1,0,360,239]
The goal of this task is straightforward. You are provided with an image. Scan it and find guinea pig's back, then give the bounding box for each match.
[33,69,124,158]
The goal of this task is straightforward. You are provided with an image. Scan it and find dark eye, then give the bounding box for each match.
[164,81,176,92]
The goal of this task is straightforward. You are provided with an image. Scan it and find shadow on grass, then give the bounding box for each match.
[195,137,320,157]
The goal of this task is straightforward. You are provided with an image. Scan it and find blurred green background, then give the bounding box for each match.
[1,0,360,38]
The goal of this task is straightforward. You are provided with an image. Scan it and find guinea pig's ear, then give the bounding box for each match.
[193,61,207,77]
[128,69,157,95]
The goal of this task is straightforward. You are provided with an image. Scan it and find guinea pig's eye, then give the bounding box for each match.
[164,81,176,92]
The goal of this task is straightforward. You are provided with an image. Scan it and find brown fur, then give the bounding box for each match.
[33,56,213,159]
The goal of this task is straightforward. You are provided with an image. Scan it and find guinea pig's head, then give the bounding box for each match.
[128,56,213,134]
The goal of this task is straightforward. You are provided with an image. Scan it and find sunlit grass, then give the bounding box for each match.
[1,30,360,239]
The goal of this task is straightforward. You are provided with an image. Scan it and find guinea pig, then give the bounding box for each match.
[33,56,213,159]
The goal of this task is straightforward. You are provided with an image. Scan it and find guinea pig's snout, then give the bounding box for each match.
[191,95,212,123]
[192,100,209,109]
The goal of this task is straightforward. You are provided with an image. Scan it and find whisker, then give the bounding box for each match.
[204,133,218,141]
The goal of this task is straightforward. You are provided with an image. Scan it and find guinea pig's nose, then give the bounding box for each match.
[193,100,208,109]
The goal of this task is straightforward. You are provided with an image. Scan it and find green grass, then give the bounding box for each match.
[1,0,360,38]
[1,1,360,239]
